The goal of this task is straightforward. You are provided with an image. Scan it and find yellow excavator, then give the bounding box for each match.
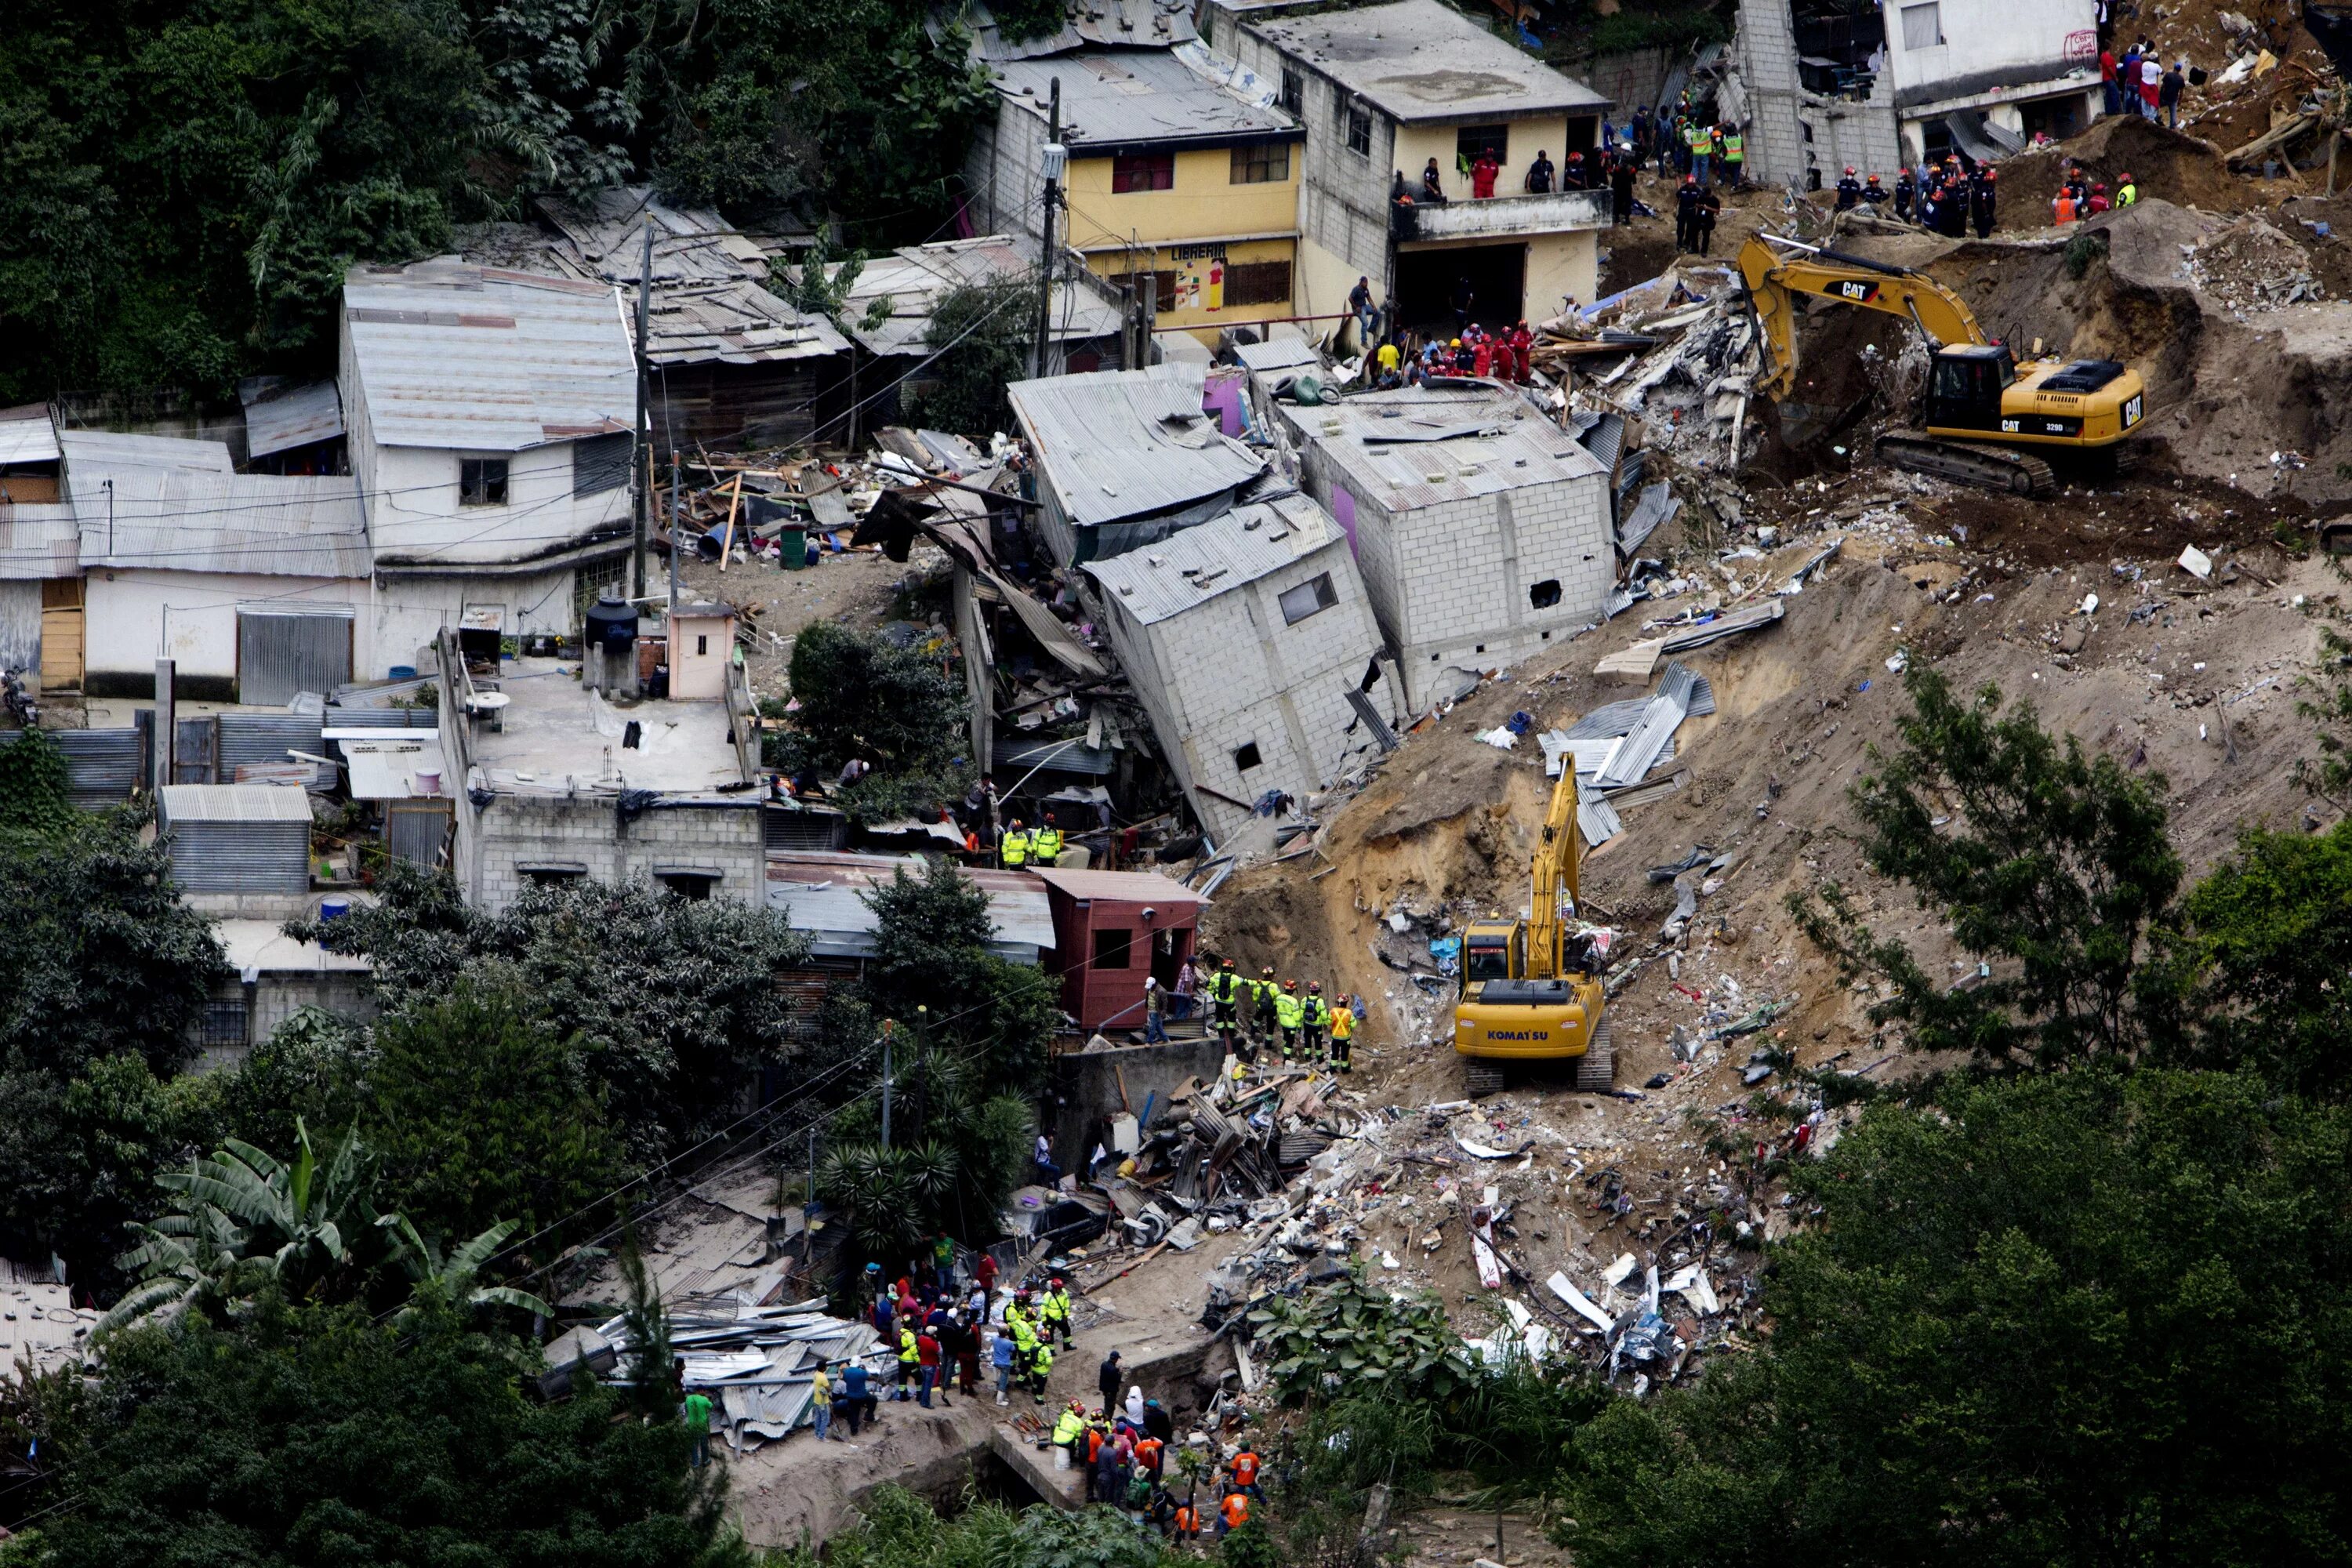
[1454,762,1610,1096]
[1737,233,2147,495]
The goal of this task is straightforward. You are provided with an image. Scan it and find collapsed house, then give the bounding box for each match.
[1273,383,1615,712]
[535,187,853,452]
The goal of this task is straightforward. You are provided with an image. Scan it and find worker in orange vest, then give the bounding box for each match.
[1218,1489,1253,1537]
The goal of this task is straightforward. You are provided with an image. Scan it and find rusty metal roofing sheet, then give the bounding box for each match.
[1244,0,1608,122]
[1082,492,1342,624]
[534,187,849,367]
[342,259,633,452]
[965,0,1198,60]
[1007,363,1265,530]
[61,431,368,578]
[826,236,1124,358]
[239,379,345,458]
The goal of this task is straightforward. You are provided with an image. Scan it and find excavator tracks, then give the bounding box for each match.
[1466,1062,1507,1098]
[1574,1021,1615,1091]
[1875,433,2057,495]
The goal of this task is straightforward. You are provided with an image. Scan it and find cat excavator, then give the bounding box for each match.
[1454,761,1610,1097]
[1737,233,2147,495]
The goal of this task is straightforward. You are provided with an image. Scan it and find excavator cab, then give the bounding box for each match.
[1926,344,2016,432]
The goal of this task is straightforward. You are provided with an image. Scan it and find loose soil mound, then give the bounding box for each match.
[2000,117,2250,223]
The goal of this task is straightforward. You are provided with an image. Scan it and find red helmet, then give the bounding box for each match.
[1844,165,1856,175]
[1567,150,1584,161]
[1866,173,1881,183]
[1683,173,1697,184]
[2092,182,2107,192]
[2118,170,2131,181]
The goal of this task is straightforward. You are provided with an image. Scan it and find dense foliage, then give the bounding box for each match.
[813,859,1051,1259]
[9,1294,744,1568]
[0,806,227,1286]
[296,863,810,1153]
[0,0,999,404]
[774,1483,1173,1568]
[1249,1271,1479,1404]
[906,278,1038,439]
[765,621,969,822]
[1555,1069,2352,1567]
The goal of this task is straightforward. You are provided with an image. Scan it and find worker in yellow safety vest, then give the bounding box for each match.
[1032,811,1063,866]
[1273,979,1304,1061]
[1000,818,1033,868]
[896,1323,921,1400]
[1251,967,1281,1049]
[1299,982,1332,1065]
[1330,993,1356,1075]
[1208,958,1244,1051]
[1040,1277,1075,1348]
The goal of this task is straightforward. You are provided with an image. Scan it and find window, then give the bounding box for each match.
[695,634,709,655]
[573,431,632,497]
[459,456,509,506]
[521,864,588,887]
[1900,2,1942,48]
[1346,109,1372,157]
[573,554,628,630]
[1456,125,1510,167]
[1530,578,1563,608]
[1279,67,1302,115]
[1278,572,1338,625]
[1093,928,1134,969]
[1111,152,1174,193]
[1109,269,1178,311]
[202,1000,249,1049]
[1224,260,1293,308]
[1233,741,1262,772]
[658,871,717,901]
[1231,143,1290,183]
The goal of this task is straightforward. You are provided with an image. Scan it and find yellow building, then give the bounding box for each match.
[966,43,1306,346]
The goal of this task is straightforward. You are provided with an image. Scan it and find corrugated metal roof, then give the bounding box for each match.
[61,431,368,578]
[158,783,314,822]
[239,379,345,458]
[535,187,849,367]
[966,0,1198,60]
[1232,339,1323,375]
[0,503,79,579]
[764,851,1054,960]
[0,404,60,466]
[1008,364,1266,530]
[823,236,1124,358]
[1245,0,1608,122]
[991,47,1297,148]
[343,259,633,452]
[1300,387,1604,514]
[1029,866,1208,905]
[993,734,1116,776]
[1082,492,1341,624]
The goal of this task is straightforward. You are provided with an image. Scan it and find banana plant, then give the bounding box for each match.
[376,1215,553,1326]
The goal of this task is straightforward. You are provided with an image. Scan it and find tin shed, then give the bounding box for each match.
[158,785,313,895]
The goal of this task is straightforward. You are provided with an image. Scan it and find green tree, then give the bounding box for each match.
[0,1054,191,1297]
[1555,1069,2352,1568]
[296,864,809,1153]
[1789,665,2182,1073]
[766,622,968,822]
[13,1293,744,1566]
[2169,818,2352,1101]
[357,976,634,1251]
[905,278,1036,439]
[0,728,74,835]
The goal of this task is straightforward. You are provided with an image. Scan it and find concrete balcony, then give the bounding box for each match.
[1396,187,1612,244]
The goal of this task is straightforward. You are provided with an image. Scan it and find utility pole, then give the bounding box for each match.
[632,223,655,599]
[666,448,682,622]
[1030,79,1065,379]
[880,1019,895,1151]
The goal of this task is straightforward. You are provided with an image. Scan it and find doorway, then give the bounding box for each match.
[38,578,83,692]
[1395,243,1526,337]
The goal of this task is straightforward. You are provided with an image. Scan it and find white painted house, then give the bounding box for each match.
[62,431,372,702]
[1877,0,2100,164]
[339,259,637,677]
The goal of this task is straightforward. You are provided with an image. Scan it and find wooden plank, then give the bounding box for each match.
[717,474,744,573]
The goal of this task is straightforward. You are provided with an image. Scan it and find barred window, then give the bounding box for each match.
[1223,260,1292,309]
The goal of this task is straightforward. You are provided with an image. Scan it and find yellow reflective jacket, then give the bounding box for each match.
[1274,991,1304,1029]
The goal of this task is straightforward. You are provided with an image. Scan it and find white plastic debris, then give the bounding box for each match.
[2081,593,2100,615]
[2179,544,2214,579]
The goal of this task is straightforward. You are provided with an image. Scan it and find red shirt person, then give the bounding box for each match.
[1471,149,1500,198]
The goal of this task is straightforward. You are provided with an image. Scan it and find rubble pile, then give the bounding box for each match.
[2182,212,2326,312]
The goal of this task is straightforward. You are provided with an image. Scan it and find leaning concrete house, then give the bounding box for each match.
[1276,383,1613,713]
[1082,489,1395,843]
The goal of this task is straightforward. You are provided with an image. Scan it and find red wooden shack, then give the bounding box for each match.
[1031,868,1207,1030]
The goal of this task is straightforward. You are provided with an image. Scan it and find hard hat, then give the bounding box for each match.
[1220,956,1234,967]
[1450,338,1462,347]
[1010,817,1025,828]
[1844,165,1856,175]
[1308,980,1321,993]
[1682,173,1696,184]
[1261,966,1276,977]
[1283,978,1297,992]
[1866,173,1881,183]
[2118,171,2131,181]
[2093,182,2107,191]
[1052,1276,1065,1287]
[1567,150,1584,160]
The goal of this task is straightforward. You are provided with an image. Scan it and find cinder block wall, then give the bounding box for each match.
[466,794,764,913]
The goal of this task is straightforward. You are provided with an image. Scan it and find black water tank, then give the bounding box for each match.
[584,590,637,656]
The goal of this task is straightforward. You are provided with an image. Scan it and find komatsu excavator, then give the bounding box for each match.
[1454,762,1610,1097]
[1737,233,2147,495]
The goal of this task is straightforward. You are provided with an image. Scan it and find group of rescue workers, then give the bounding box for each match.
[1052,1395,1266,1545]
[995,810,1068,869]
[1200,956,1357,1074]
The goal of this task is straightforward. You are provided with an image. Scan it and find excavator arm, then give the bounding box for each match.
[1524,764,1581,981]
[1737,234,1991,401]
